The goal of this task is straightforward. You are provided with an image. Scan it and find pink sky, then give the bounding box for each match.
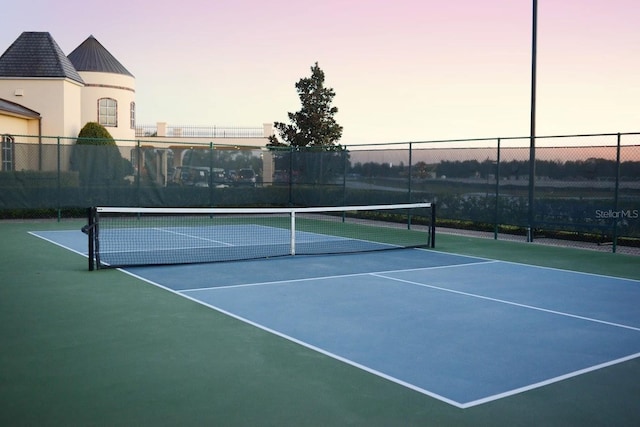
[2,0,638,145]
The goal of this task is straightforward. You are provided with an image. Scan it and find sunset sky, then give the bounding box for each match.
[2,0,638,145]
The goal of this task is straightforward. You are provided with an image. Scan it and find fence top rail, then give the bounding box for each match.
[5,131,640,151]
[343,131,640,149]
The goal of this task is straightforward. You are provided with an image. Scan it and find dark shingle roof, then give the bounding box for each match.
[0,32,84,84]
[68,35,133,77]
[0,98,41,118]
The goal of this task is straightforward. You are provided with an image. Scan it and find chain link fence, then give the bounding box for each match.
[1,132,638,253]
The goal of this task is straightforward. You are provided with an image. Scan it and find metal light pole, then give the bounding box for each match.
[528,0,538,242]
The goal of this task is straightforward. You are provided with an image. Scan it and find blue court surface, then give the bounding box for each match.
[32,229,640,408]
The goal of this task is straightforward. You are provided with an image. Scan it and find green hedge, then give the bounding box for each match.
[0,171,79,188]
[1,184,637,248]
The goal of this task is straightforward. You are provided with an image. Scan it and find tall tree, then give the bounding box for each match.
[269,62,343,149]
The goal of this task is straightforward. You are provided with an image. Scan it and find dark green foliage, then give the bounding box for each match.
[434,158,640,180]
[76,122,116,145]
[268,63,346,184]
[269,63,343,149]
[71,122,133,186]
[0,171,78,187]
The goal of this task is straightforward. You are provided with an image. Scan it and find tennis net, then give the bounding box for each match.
[83,203,435,270]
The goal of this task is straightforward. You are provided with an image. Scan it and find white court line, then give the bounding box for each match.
[181,260,498,293]
[495,258,640,283]
[98,245,234,255]
[119,268,466,409]
[460,351,640,408]
[27,231,87,258]
[27,231,640,408]
[159,262,640,409]
[371,272,640,333]
[434,250,640,283]
[152,227,235,246]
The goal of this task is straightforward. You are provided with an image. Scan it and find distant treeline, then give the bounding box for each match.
[350,158,640,180]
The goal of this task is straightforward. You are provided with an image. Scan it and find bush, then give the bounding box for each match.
[0,171,79,188]
[76,122,116,144]
[70,122,133,187]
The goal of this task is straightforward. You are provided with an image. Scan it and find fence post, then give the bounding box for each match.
[430,203,436,248]
[209,141,214,207]
[57,137,61,222]
[38,131,43,172]
[288,147,294,206]
[408,142,413,203]
[494,138,501,239]
[342,148,347,206]
[136,140,141,207]
[612,133,622,253]
[527,138,536,242]
[528,0,538,243]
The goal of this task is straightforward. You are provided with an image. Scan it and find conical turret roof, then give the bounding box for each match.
[0,32,84,84]
[68,35,133,77]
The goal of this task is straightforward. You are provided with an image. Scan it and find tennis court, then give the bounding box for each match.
[30,212,640,410]
[2,213,640,425]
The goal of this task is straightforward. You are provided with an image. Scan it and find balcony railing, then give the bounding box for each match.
[135,124,265,138]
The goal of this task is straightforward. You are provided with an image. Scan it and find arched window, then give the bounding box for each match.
[98,98,117,127]
[130,101,136,129]
[1,134,15,171]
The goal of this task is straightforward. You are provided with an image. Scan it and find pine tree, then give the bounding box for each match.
[269,62,343,149]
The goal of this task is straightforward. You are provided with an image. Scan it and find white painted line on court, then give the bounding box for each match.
[180,260,498,293]
[460,351,640,408]
[153,227,235,246]
[371,272,640,333]
[28,231,88,258]
[121,267,467,409]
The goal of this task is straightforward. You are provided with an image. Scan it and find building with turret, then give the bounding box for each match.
[0,32,135,143]
[0,32,272,183]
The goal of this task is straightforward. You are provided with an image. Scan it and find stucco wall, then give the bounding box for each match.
[78,71,136,141]
[0,78,82,139]
[0,114,38,136]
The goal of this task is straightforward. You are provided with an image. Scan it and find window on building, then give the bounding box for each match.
[98,98,117,127]
[130,101,136,129]
[1,135,15,171]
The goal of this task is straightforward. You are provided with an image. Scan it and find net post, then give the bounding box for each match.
[94,208,101,269]
[85,207,95,271]
[430,203,436,248]
[290,210,296,256]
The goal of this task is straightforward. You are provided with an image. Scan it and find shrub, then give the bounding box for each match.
[70,122,133,187]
